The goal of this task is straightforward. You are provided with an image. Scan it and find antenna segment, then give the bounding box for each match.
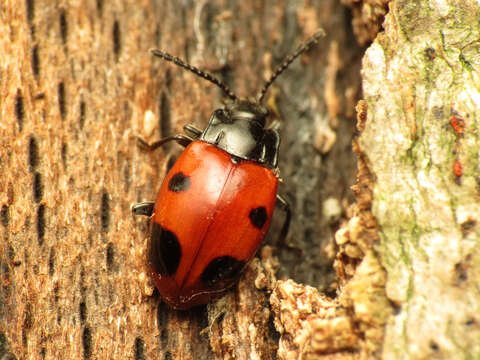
[257,29,325,103]
[150,49,239,101]
[150,29,324,104]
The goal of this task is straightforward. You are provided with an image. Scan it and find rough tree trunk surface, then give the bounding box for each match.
[1,0,477,359]
[1,0,359,359]
[359,1,480,358]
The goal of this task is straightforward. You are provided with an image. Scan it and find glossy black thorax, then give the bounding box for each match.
[200,100,280,169]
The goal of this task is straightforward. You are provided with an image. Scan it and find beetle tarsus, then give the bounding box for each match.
[132,201,155,217]
[183,124,202,139]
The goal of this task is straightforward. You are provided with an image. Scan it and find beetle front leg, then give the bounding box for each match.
[136,134,192,151]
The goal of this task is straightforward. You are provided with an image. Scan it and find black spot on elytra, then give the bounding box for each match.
[164,351,173,360]
[32,45,39,77]
[134,337,145,360]
[101,191,110,232]
[37,204,45,245]
[1,205,9,227]
[168,172,190,192]
[29,136,39,171]
[15,90,24,131]
[82,326,92,359]
[58,82,66,119]
[249,206,267,229]
[201,256,245,287]
[149,222,181,276]
[113,20,121,60]
[33,172,43,203]
[59,9,67,44]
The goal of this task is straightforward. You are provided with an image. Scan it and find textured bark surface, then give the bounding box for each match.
[359,0,480,358]
[1,1,360,359]
[340,0,390,46]
[5,0,478,359]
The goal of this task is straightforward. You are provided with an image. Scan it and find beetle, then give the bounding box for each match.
[133,30,324,309]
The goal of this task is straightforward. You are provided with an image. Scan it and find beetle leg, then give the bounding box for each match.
[276,194,291,244]
[136,134,192,151]
[132,201,155,217]
[183,124,202,139]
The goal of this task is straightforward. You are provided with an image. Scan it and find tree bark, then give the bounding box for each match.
[13,0,480,359]
[358,1,480,358]
[0,0,360,359]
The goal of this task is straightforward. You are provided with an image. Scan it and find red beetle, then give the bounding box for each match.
[133,30,324,309]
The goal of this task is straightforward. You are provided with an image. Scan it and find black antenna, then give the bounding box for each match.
[257,29,325,103]
[150,49,239,102]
